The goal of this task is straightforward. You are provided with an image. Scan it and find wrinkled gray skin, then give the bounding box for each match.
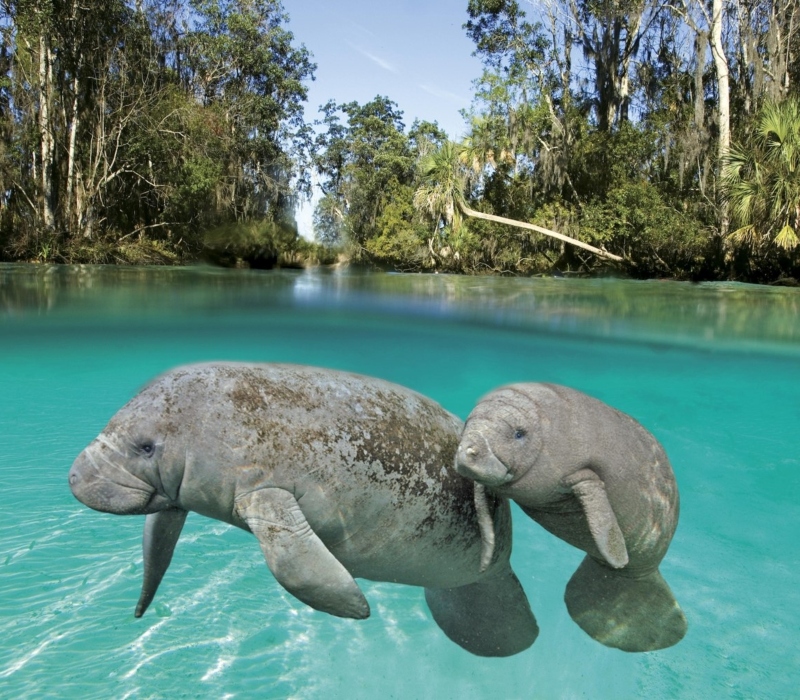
[69,363,538,657]
[456,383,687,652]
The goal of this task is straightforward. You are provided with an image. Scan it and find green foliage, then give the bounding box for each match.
[365,204,427,269]
[313,193,347,247]
[414,140,470,233]
[0,0,314,266]
[722,99,800,252]
[570,122,659,199]
[313,97,423,261]
[2,0,796,281]
[201,217,302,268]
[464,0,548,79]
[454,0,743,278]
[580,182,707,277]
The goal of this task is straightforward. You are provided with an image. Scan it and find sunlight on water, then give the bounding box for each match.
[1,264,799,699]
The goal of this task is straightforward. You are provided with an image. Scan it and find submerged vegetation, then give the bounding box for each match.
[1,0,799,282]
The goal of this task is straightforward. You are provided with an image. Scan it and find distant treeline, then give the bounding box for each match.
[2,1,800,282]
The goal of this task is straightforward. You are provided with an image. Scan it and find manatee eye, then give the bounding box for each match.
[514,428,527,440]
[139,441,155,457]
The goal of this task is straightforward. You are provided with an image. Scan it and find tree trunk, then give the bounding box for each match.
[569,0,647,131]
[765,0,796,101]
[37,34,56,230]
[616,10,644,126]
[694,31,707,127]
[66,70,80,233]
[710,0,730,235]
[460,204,623,262]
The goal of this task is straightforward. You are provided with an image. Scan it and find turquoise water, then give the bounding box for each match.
[2,264,799,699]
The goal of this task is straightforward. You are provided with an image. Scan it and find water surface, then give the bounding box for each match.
[2,264,799,698]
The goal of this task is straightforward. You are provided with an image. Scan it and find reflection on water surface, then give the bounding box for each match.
[3,263,800,352]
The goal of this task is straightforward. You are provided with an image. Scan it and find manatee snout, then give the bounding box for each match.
[455,431,513,487]
[69,450,96,501]
[69,442,161,515]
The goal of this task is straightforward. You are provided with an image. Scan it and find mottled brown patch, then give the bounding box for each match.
[139,364,483,554]
[230,381,267,415]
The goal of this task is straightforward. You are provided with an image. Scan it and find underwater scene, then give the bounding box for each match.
[1,264,798,699]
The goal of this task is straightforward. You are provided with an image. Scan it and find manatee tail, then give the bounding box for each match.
[564,555,687,652]
[424,565,538,657]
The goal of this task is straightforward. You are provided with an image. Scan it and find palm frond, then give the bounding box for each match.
[774,224,800,250]
[722,98,800,251]
[728,225,758,246]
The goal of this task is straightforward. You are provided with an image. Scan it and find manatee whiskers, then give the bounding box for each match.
[95,433,130,459]
[86,445,153,493]
[95,446,158,494]
[92,447,131,477]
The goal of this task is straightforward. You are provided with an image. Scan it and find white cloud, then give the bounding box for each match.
[348,43,399,74]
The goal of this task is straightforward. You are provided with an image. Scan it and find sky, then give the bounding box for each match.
[280,0,485,237]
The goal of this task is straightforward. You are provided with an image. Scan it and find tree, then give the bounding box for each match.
[567,0,662,132]
[313,97,425,262]
[0,0,315,263]
[413,140,470,235]
[414,140,623,262]
[183,0,315,222]
[709,0,730,236]
[722,98,800,253]
[673,0,800,238]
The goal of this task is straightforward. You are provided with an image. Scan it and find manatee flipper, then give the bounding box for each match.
[425,564,538,657]
[565,555,687,652]
[473,482,496,573]
[564,469,629,568]
[234,487,370,620]
[136,508,188,617]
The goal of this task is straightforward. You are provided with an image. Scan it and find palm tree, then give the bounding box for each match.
[413,140,623,262]
[722,99,800,251]
[413,141,470,234]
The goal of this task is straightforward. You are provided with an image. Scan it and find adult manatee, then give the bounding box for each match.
[456,382,687,652]
[68,362,537,657]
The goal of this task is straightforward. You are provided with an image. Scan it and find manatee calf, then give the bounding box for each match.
[456,383,687,652]
[69,362,537,657]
